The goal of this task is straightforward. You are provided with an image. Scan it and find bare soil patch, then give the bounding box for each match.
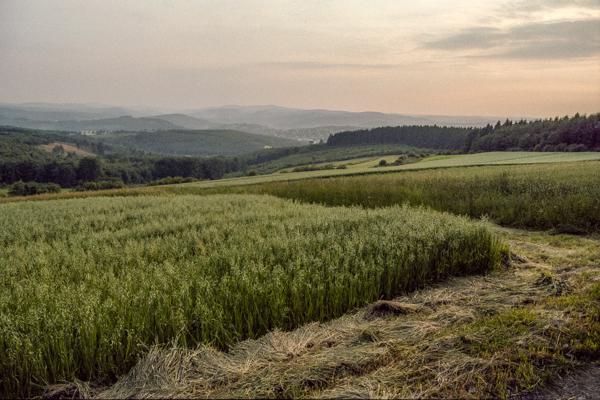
[38,142,96,157]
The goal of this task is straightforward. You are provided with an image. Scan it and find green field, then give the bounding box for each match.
[209,161,600,233]
[249,144,430,174]
[0,195,503,396]
[185,151,600,189]
[1,152,598,201]
[3,153,599,233]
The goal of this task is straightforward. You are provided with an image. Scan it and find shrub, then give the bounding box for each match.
[291,164,337,172]
[8,181,61,196]
[149,176,197,186]
[77,179,125,191]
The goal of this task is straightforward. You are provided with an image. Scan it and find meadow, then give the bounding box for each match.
[192,151,600,189]
[0,195,503,396]
[248,144,430,174]
[210,161,600,233]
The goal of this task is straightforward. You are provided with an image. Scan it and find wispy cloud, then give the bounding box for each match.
[257,61,404,70]
[424,19,600,59]
[509,0,600,12]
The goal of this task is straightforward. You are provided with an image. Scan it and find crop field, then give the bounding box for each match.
[187,151,600,189]
[211,161,600,233]
[3,158,598,234]
[0,195,503,396]
[250,144,428,174]
[278,154,413,172]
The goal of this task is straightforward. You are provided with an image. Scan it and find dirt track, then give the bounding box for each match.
[526,363,600,400]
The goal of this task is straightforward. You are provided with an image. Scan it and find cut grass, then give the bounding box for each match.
[0,194,503,397]
[93,227,600,399]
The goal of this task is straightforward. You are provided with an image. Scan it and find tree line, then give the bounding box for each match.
[327,125,470,149]
[327,114,600,152]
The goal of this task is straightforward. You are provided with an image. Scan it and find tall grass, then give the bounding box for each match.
[0,194,503,396]
[215,162,600,233]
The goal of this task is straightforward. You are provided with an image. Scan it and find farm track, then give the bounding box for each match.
[59,227,600,399]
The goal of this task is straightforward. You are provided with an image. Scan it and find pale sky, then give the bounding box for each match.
[1,0,599,116]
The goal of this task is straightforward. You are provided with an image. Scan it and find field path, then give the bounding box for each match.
[526,363,600,399]
[77,227,600,399]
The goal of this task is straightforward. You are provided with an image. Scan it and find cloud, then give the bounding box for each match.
[257,61,404,70]
[423,19,600,59]
[510,0,600,11]
[424,27,505,50]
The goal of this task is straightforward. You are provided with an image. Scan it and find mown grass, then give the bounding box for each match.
[93,230,600,399]
[450,281,600,398]
[212,161,600,233]
[0,194,503,397]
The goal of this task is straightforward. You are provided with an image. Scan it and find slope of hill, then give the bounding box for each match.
[187,105,433,129]
[153,114,215,130]
[94,129,300,156]
[0,114,179,132]
[186,105,505,130]
[56,116,178,132]
[0,103,134,121]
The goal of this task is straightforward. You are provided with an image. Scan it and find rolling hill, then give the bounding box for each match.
[186,105,503,129]
[94,129,300,156]
[0,103,504,141]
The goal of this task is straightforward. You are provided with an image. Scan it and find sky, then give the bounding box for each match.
[1,0,599,117]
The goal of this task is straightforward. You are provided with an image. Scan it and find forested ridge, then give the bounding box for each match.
[327,125,470,149]
[0,127,242,189]
[328,114,600,151]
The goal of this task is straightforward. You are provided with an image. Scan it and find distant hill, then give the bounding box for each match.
[186,105,432,129]
[0,103,134,122]
[0,113,179,132]
[56,116,179,132]
[94,129,300,156]
[185,105,504,129]
[0,103,505,141]
[153,114,215,130]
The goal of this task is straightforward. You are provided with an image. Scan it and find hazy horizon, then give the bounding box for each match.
[1,0,599,117]
[0,100,528,119]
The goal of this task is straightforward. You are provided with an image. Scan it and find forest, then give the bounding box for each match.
[327,114,600,152]
[0,127,242,191]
